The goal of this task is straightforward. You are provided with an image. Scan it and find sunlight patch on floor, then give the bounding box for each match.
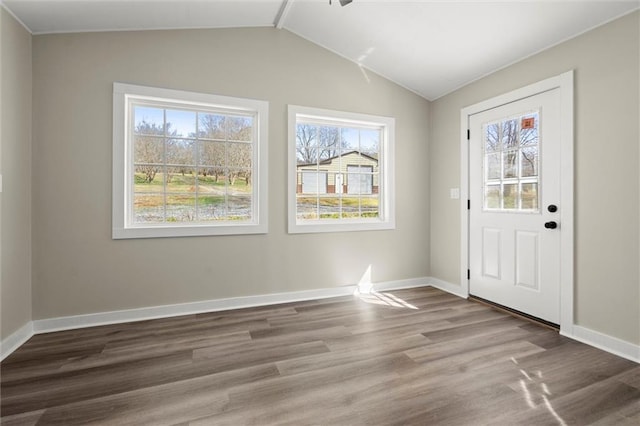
[356,290,418,309]
[512,359,567,425]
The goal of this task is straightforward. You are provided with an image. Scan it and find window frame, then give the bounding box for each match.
[113,83,268,239]
[287,105,395,234]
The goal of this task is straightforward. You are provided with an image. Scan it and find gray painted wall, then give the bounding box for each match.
[430,12,640,345]
[3,10,637,350]
[1,8,32,340]
[31,27,431,319]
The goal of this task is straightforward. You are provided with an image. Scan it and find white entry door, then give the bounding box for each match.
[469,89,561,324]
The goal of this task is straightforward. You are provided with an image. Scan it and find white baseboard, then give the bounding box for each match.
[32,285,359,334]
[370,277,430,292]
[4,277,637,366]
[561,325,640,364]
[429,277,640,364]
[428,277,468,299]
[1,322,34,362]
[31,278,432,335]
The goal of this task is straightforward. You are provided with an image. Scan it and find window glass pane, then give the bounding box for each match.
[340,196,359,218]
[502,119,518,149]
[166,109,196,138]
[520,112,539,146]
[228,142,252,169]
[134,136,164,165]
[228,169,252,194]
[198,141,225,167]
[360,196,379,218]
[360,172,373,195]
[484,185,500,209]
[359,129,380,157]
[134,164,162,188]
[296,124,319,165]
[198,113,226,140]
[300,170,327,194]
[228,196,252,220]
[485,123,500,152]
[197,169,220,190]
[166,167,195,192]
[166,139,195,166]
[486,153,501,180]
[227,116,253,142]
[503,150,518,179]
[134,106,164,135]
[235,169,252,190]
[134,170,164,192]
[341,128,356,154]
[503,184,518,209]
[197,192,227,221]
[347,170,362,195]
[521,146,538,177]
[318,126,341,161]
[166,194,196,222]
[134,194,164,223]
[319,196,341,220]
[521,183,538,210]
[297,196,318,220]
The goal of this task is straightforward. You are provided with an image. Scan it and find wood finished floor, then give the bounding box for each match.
[1,287,638,425]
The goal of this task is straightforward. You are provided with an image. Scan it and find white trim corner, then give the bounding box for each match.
[1,322,34,362]
[562,325,640,364]
[429,277,468,299]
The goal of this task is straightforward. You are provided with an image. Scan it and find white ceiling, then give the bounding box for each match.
[3,0,639,100]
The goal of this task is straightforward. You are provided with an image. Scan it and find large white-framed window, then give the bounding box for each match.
[113,83,268,239]
[288,105,395,234]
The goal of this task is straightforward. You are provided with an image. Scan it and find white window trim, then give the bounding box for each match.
[287,105,395,234]
[113,83,268,239]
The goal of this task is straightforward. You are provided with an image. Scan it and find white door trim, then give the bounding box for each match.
[460,70,574,333]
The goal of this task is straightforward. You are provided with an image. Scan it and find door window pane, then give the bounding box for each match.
[521,147,538,177]
[485,185,500,209]
[521,183,538,210]
[503,150,518,178]
[486,153,501,180]
[503,184,518,209]
[482,110,540,212]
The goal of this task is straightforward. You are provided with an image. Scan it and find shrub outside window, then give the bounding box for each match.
[113,83,268,239]
[288,105,395,234]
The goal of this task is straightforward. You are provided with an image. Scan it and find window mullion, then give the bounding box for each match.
[163,108,168,223]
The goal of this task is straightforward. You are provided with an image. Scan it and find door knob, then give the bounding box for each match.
[544,221,558,229]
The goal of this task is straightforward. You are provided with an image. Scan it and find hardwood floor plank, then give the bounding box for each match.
[1,287,637,425]
[492,378,640,425]
[0,409,44,426]
[616,365,640,389]
[405,326,543,363]
[192,340,330,371]
[33,364,278,426]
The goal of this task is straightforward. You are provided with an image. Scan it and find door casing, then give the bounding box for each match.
[459,71,574,333]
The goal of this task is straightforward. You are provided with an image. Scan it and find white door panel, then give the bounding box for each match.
[469,89,561,324]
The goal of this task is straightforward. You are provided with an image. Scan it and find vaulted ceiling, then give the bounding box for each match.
[3,0,638,100]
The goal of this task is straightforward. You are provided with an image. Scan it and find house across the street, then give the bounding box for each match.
[296,150,379,195]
